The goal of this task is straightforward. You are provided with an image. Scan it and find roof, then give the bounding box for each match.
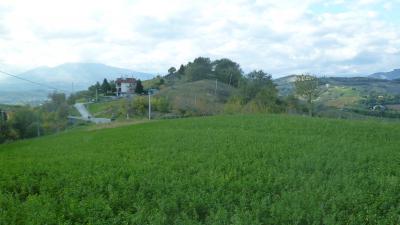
[116,78,136,84]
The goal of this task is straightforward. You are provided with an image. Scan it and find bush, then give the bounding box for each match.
[133,96,148,115]
[152,97,170,113]
[223,96,244,114]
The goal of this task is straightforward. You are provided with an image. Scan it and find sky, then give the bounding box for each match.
[0,0,399,78]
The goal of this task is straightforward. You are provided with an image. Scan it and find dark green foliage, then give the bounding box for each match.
[0,93,74,143]
[8,107,37,139]
[109,80,117,94]
[0,115,399,224]
[283,94,304,114]
[0,110,13,143]
[135,80,144,94]
[159,78,165,85]
[101,78,111,95]
[225,70,283,113]
[168,67,177,75]
[178,64,185,75]
[185,57,213,81]
[241,70,275,102]
[361,92,400,107]
[212,58,243,87]
[88,81,102,96]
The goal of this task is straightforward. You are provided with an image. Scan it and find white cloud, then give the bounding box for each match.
[0,0,399,78]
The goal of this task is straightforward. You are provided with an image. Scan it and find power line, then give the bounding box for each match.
[0,69,66,92]
[0,68,119,101]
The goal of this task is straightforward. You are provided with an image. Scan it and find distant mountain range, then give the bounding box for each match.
[14,63,154,90]
[0,62,154,104]
[368,69,400,80]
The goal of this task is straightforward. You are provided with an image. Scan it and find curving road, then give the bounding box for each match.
[73,103,111,124]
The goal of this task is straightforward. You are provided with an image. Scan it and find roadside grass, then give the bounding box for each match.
[86,118,154,131]
[86,99,127,118]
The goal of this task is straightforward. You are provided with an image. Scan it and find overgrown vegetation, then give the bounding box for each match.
[0,92,74,144]
[0,115,399,224]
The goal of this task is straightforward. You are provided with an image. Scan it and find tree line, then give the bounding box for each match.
[0,93,73,144]
[167,57,243,87]
[166,57,320,116]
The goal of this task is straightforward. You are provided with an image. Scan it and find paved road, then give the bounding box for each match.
[73,103,111,124]
[74,103,92,119]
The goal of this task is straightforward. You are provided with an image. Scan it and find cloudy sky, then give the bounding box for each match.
[0,0,399,77]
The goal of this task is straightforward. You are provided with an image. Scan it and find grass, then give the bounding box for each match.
[156,79,236,115]
[0,114,400,224]
[68,105,81,117]
[157,79,235,103]
[86,99,127,118]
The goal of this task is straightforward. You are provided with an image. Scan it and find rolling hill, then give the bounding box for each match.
[369,68,400,80]
[85,79,237,119]
[155,79,236,114]
[0,115,399,224]
[276,75,400,96]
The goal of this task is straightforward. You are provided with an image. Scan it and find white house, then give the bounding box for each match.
[116,77,137,96]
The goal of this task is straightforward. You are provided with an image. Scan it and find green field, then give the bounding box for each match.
[0,115,399,224]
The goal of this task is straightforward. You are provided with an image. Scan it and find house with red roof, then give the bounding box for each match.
[116,77,137,96]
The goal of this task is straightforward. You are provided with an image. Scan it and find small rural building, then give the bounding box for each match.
[116,77,137,96]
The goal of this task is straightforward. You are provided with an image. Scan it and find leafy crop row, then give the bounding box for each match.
[1,115,399,224]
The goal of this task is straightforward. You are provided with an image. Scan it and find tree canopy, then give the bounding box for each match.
[185,57,213,81]
[101,78,111,95]
[212,58,243,87]
[168,67,176,75]
[294,74,320,116]
[135,80,144,94]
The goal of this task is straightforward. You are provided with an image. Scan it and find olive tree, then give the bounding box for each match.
[294,74,320,116]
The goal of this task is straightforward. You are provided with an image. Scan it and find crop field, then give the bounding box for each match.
[0,115,399,224]
[318,86,362,109]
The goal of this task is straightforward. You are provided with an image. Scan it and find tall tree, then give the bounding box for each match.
[9,107,37,139]
[185,57,213,81]
[109,80,117,94]
[178,64,185,75]
[43,92,67,112]
[101,78,111,95]
[168,67,176,75]
[294,74,320,116]
[212,58,243,87]
[135,80,144,94]
[241,70,276,102]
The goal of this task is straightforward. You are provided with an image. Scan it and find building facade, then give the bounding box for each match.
[116,78,137,96]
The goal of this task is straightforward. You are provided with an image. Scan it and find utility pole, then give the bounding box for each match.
[215,79,218,96]
[36,113,40,137]
[148,90,151,120]
[0,110,3,132]
[96,89,98,102]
